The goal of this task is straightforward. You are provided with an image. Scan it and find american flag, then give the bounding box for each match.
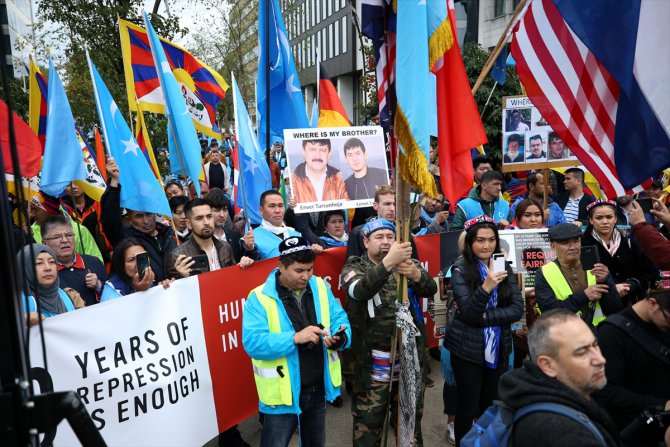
[511,0,646,197]
[361,0,396,133]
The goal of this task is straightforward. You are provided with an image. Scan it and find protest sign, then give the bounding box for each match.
[284,126,389,213]
[499,229,554,287]
[28,241,444,445]
[501,96,580,172]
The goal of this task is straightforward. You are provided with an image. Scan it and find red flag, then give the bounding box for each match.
[94,127,107,182]
[318,64,350,127]
[0,99,41,177]
[435,4,488,210]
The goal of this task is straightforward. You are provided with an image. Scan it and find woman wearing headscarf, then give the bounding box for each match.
[18,244,84,325]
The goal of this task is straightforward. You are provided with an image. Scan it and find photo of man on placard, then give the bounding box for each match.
[526,134,547,161]
[548,132,570,160]
[503,133,525,164]
[290,138,349,203]
[342,137,389,200]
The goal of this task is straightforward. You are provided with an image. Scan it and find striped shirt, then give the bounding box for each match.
[563,196,582,223]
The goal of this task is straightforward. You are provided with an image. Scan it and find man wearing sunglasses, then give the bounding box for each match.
[594,275,670,447]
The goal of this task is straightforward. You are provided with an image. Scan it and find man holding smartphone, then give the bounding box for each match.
[167,199,254,279]
[534,223,622,329]
[242,236,350,447]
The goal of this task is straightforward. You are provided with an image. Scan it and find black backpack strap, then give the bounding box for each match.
[514,402,607,446]
[600,314,670,366]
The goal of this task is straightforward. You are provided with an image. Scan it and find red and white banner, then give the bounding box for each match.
[29,241,442,445]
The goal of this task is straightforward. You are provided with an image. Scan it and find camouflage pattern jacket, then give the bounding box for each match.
[341,253,437,392]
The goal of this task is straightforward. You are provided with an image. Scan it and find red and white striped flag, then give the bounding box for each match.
[511,0,646,197]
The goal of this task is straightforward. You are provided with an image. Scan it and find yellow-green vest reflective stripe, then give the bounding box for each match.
[251,278,342,407]
[540,262,604,325]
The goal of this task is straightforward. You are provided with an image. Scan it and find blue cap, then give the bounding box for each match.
[361,218,396,239]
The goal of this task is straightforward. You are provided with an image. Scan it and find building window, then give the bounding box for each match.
[328,24,334,59]
[322,28,328,59]
[322,0,327,20]
[316,0,321,24]
[313,0,317,26]
[327,0,332,17]
[494,0,505,17]
[334,20,340,56]
[341,16,348,54]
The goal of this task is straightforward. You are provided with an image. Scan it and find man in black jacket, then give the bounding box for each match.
[100,158,176,282]
[594,283,670,446]
[499,309,622,447]
[204,188,258,263]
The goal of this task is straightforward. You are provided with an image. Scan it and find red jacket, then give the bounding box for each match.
[291,162,349,203]
[631,222,670,269]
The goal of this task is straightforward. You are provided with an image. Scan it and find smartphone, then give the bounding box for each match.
[492,253,506,272]
[136,251,150,281]
[332,326,347,339]
[190,254,209,274]
[637,198,653,214]
[580,245,600,270]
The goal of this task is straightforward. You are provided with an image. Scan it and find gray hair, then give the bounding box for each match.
[41,215,72,238]
[528,309,580,362]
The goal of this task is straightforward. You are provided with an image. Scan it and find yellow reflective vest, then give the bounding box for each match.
[539,261,605,326]
[250,277,342,407]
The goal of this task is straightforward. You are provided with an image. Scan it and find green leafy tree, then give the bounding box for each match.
[462,42,523,162]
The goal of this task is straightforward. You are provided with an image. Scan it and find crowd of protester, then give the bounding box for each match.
[13,132,670,447]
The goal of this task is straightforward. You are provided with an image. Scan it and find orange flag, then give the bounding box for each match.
[94,127,107,182]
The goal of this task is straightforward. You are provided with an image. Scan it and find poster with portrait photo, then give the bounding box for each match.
[546,131,572,160]
[525,131,547,162]
[284,126,389,213]
[503,108,532,133]
[502,132,526,165]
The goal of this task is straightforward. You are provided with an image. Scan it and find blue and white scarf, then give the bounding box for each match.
[478,260,501,369]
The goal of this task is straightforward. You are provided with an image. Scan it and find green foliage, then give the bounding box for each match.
[0,78,29,121]
[462,42,523,163]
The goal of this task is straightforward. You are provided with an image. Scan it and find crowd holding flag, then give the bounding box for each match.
[143,12,203,197]
[87,53,170,216]
[232,73,272,225]
[256,0,309,148]
[118,18,229,139]
[39,56,88,197]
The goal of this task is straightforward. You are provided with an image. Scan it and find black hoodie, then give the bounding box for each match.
[498,362,622,447]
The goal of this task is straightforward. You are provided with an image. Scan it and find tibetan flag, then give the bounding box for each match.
[143,12,202,197]
[119,18,228,139]
[233,73,272,225]
[28,58,48,150]
[431,1,487,211]
[73,128,107,202]
[0,99,41,177]
[40,56,87,197]
[318,64,350,128]
[94,127,107,182]
[134,99,162,182]
[87,53,170,216]
[395,1,438,197]
[257,0,310,149]
[511,0,669,196]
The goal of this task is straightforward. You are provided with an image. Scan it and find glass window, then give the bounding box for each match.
[494,0,505,17]
[334,20,340,56]
[329,24,334,59]
[312,0,317,26]
[322,0,327,20]
[327,0,332,16]
[341,16,348,53]
[323,29,328,59]
[341,0,346,9]
[316,0,321,24]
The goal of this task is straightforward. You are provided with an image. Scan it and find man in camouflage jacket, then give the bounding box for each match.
[340,219,436,446]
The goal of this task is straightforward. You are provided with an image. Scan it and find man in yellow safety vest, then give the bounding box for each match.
[242,236,351,447]
[534,223,622,329]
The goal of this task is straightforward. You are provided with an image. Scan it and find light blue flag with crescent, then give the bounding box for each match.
[40,56,87,197]
[87,53,170,216]
[257,0,309,149]
[143,12,202,197]
[232,73,272,225]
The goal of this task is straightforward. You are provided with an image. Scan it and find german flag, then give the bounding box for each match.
[317,65,350,128]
